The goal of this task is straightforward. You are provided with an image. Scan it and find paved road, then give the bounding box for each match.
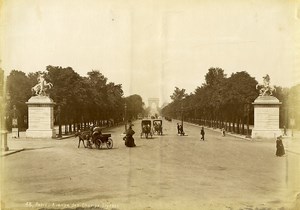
[1,119,299,210]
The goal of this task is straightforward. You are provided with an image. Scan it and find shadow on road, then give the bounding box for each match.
[24,146,54,151]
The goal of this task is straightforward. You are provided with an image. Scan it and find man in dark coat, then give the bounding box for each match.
[125,125,136,147]
[201,127,205,140]
[276,136,285,157]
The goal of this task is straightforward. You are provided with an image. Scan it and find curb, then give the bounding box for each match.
[1,148,25,157]
[55,134,76,140]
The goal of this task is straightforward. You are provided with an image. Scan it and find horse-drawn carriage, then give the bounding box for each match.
[153,120,163,135]
[76,126,113,149]
[165,116,172,122]
[88,133,113,149]
[140,120,152,139]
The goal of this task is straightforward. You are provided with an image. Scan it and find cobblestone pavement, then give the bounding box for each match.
[1,120,300,210]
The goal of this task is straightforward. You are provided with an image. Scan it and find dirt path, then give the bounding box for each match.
[1,120,299,210]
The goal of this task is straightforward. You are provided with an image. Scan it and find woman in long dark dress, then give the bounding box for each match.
[125,125,136,147]
[276,136,285,157]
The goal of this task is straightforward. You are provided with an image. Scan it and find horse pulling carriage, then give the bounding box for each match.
[153,120,163,135]
[76,127,113,149]
[88,133,113,149]
[140,120,153,139]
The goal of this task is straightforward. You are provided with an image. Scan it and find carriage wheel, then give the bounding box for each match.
[87,141,93,149]
[95,139,101,149]
[106,138,113,149]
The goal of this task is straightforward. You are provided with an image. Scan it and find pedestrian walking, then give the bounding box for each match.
[177,123,180,134]
[276,136,285,157]
[179,124,184,136]
[222,128,226,137]
[200,127,205,140]
[283,126,287,136]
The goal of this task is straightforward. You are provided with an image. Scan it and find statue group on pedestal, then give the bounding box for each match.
[31,73,53,96]
[256,74,276,96]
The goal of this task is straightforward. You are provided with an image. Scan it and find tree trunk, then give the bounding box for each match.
[237,118,240,133]
[69,123,72,133]
[64,125,68,135]
[242,117,245,135]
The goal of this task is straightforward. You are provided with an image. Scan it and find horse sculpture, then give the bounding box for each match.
[31,73,53,96]
[256,74,276,96]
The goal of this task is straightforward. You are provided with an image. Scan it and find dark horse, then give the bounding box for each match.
[75,130,92,148]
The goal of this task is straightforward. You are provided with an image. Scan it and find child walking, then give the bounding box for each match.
[201,127,205,140]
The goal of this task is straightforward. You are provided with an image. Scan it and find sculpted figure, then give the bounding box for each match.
[31,73,53,96]
[256,74,275,96]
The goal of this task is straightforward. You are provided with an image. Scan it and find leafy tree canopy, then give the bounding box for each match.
[170,87,188,102]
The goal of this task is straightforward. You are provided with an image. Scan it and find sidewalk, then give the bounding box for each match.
[1,131,74,157]
[185,120,299,139]
[184,120,300,155]
[184,120,253,141]
[1,124,125,157]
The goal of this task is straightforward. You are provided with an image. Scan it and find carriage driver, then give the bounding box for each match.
[92,126,103,142]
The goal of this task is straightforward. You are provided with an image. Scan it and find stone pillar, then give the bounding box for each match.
[251,96,282,139]
[26,96,56,138]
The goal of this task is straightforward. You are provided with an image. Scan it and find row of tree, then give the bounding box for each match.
[162,67,300,133]
[5,66,146,130]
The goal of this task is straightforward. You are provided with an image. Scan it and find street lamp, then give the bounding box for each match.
[11,105,19,138]
[246,103,251,138]
[124,102,127,133]
[290,106,295,138]
[57,105,62,138]
[24,115,28,129]
[180,103,185,135]
[1,92,9,151]
[181,104,183,128]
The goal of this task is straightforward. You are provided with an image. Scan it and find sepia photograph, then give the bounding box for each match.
[0,0,300,209]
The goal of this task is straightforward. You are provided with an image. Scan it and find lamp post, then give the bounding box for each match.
[246,103,251,138]
[181,103,184,135]
[57,105,62,138]
[290,106,295,138]
[124,102,127,133]
[283,106,288,136]
[11,105,19,138]
[1,91,9,151]
[24,115,28,129]
[181,104,183,127]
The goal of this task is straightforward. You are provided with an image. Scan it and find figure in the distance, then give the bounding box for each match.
[276,136,285,157]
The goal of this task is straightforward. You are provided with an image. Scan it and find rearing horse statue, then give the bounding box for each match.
[31,73,53,96]
[256,74,276,96]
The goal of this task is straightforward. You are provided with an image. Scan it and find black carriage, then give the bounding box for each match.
[140,120,152,139]
[94,133,113,149]
[153,120,163,135]
[86,127,113,149]
[165,116,172,122]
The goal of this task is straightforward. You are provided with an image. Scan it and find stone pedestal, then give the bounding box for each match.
[26,96,56,138]
[251,96,282,139]
[11,128,19,138]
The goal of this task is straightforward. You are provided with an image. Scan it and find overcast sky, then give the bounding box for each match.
[1,0,299,105]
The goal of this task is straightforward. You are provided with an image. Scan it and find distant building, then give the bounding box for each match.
[148,98,159,116]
